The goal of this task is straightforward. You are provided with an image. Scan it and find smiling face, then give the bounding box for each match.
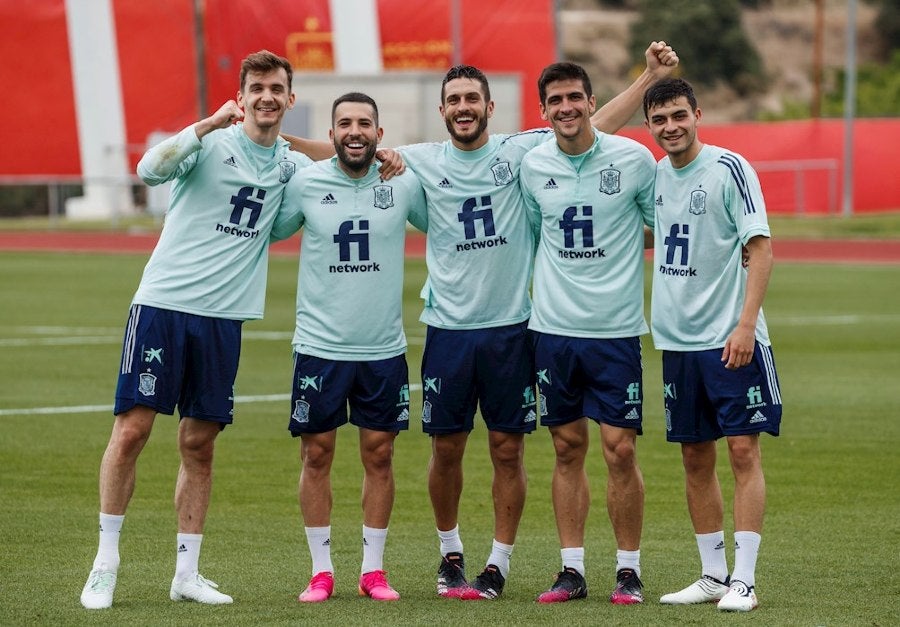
[540,78,596,154]
[440,77,493,150]
[645,95,702,168]
[237,68,294,132]
[330,100,382,177]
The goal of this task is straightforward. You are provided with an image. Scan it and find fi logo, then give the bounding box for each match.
[746,385,765,408]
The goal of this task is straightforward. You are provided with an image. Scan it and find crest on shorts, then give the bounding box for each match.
[279,160,297,184]
[491,162,513,186]
[292,400,311,423]
[539,393,548,416]
[138,372,157,397]
[373,185,394,209]
[599,168,621,195]
[689,189,707,215]
[665,408,672,432]
[422,401,433,424]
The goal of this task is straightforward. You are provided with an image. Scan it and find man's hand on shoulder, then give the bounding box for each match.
[376,148,406,181]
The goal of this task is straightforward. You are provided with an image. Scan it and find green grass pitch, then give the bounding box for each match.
[0,250,898,625]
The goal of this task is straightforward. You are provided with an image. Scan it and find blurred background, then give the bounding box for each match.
[1,0,898,221]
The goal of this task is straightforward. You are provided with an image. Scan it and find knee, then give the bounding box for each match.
[490,435,524,469]
[728,437,761,474]
[552,431,587,467]
[603,437,637,472]
[110,414,153,456]
[179,431,216,466]
[301,438,335,473]
[432,436,465,467]
[363,438,394,474]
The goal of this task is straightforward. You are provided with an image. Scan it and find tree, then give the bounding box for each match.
[629,0,763,95]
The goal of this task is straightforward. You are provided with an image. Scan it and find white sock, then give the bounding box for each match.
[174,533,202,580]
[616,549,641,577]
[438,525,463,556]
[361,525,388,574]
[731,531,761,587]
[305,526,334,576]
[93,512,124,570]
[696,531,729,583]
[487,539,513,579]
[561,547,585,576]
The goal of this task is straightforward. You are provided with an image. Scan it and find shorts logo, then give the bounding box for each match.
[689,189,707,215]
[537,369,551,386]
[524,409,537,423]
[422,400,432,424]
[665,408,672,432]
[299,375,323,392]
[423,376,441,395]
[491,162,513,186]
[138,372,157,397]
[664,382,677,399]
[279,161,297,183]
[143,347,163,364]
[539,393,548,416]
[396,408,410,422]
[292,400,311,423]
[373,185,394,209]
[626,381,641,405]
[521,386,536,409]
[397,384,410,407]
[599,168,621,195]
[749,410,767,424]
[624,407,641,421]
[746,385,766,409]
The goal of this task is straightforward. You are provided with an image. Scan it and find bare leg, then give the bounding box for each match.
[174,417,221,533]
[98,406,156,515]
[549,419,590,548]
[600,423,643,551]
[428,432,468,531]
[298,430,337,527]
[359,428,397,528]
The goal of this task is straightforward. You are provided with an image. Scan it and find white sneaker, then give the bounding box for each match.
[169,573,233,604]
[81,566,117,609]
[717,580,758,612]
[660,575,729,604]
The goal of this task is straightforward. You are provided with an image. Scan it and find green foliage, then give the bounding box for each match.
[822,49,900,117]
[870,0,900,59]
[630,0,764,95]
[1,250,900,624]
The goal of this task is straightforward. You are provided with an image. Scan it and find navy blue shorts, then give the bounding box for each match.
[420,322,537,434]
[533,332,644,433]
[662,343,783,442]
[114,304,242,424]
[288,353,410,436]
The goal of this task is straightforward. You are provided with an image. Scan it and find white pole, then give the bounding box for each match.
[64,0,133,220]
[842,0,857,216]
[329,0,383,74]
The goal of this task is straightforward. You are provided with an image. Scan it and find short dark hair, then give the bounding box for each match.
[537,62,592,105]
[643,78,698,119]
[441,65,491,104]
[240,50,293,91]
[331,92,379,126]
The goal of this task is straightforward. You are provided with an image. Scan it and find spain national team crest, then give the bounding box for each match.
[491,161,513,186]
[689,189,707,215]
[138,372,157,397]
[373,185,394,209]
[422,400,432,424]
[279,160,297,183]
[599,168,621,195]
[292,399,311,423]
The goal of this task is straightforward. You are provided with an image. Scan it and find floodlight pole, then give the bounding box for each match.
[193,0,207,119]
[451,0,462,66]
[842,0,857,216]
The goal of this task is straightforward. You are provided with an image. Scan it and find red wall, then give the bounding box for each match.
[620,119,900,214]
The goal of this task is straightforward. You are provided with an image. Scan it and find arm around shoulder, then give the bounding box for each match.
[590,40,680,134]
